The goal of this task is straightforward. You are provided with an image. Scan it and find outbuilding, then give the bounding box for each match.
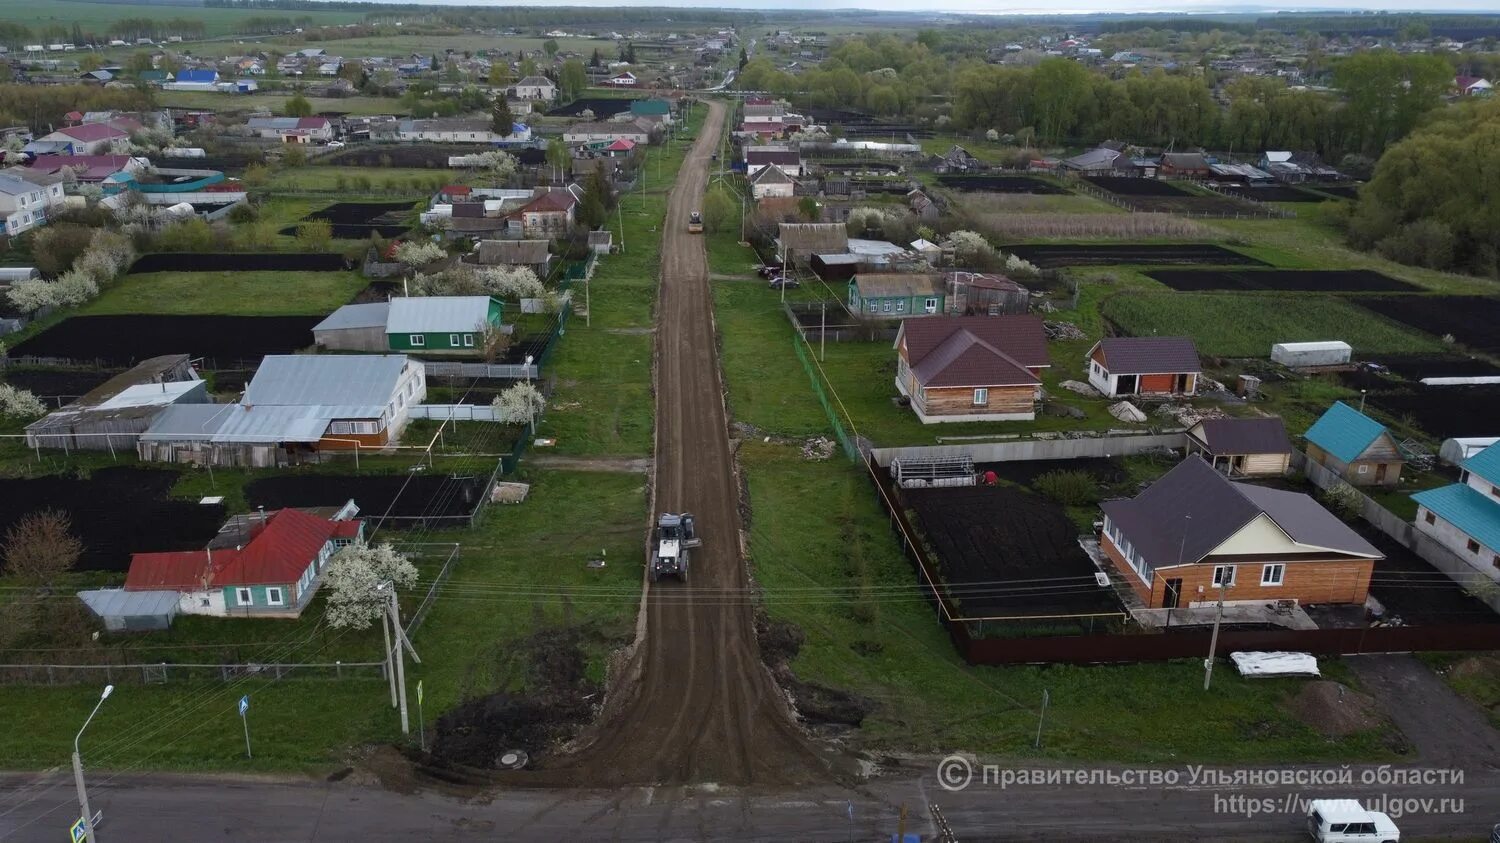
[1271,341,1351,368]
[1086,336,1200,398]
[1185,417,1292,478]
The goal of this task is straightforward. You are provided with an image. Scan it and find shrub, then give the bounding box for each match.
[0,384,46,419]
[1320,481,1364,521]
[295,219,334,252]
[1033,470,1099,506]
[31,224,94,276]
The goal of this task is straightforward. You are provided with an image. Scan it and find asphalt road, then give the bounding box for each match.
[3,763,1496,841]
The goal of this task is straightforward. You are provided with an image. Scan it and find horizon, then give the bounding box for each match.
[309,0,1500,15]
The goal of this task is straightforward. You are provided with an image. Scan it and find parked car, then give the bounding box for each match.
[326,141,345,148]
[768,276,799,290]
[1306,800,1399,843]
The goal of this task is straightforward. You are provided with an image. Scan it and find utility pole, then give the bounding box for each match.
[820,299,826,362]
[381,609,397,708]
[381,586,419,735]
[1204,574,1228,691]
[618,203,625,253]
[73,684,112,843]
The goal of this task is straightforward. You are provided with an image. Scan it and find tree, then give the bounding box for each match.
[1030,58,1093,144]
[323,542,418,630]
[701,188,735,235]
[519,56,537,78]
[31,224,93,276]
[479,149,518,184]
[738,46,749,70]
[491,97,514,137]
[283,93,313,117]
[589,48,602,68]
[487,62,511,88]
[797,195,819,222]
[543,38,559,59]
[242,163,270,187]
[2,510,82,585]
[559,59,586,102]
[282,144,307,168]
[394,240,445,268]
[295,219,333,252]
[479,321,512,363]
[545,137,569,183]
[0,384,45,418]
[125,51,155,75]
[78,53,103,73]
[491,382,545,427]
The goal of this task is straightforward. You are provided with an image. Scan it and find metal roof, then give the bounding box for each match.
[385,297,495,335]
[1413,483,1500,553]
[1462,442,1500,487]
[243,354,413,408]
[313,302,390,333]
[78,588,180,619]
[1305,401,1389,464]
[1093,336,1201,375]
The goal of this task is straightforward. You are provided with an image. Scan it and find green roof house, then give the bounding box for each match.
[630,98,673,124]
[1304,401,1404,487]
[1412,442,1500,579]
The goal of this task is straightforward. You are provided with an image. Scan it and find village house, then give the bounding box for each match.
[1304,401,1405,488]
[1412,443,1500,582]
[505,187,579,238]
[744,145,803,177]
[511,75,558,101]
[628,98,674,126]
[136,355,426,467]
[163,68,220,91]
[314,296,504,356]
[1158,151,1212,178]
[0,171,65,235]
[893,315,1050,423]
[398,117,531,144]
[563,121,652,146]
[24,355,207,451]
[121,504,363,618]
[1086,336,1201,398]
[23,154,144,184]
[604,71,638,87]
[750,163,796,200]
[1184,416,1293,478]
[245,116,336,144]
[848,273,945,319]
[944,271,1029,316]
[1100,456,1382,609]
[475,239,553,278]
[1059,147,1125,175]
[31,122,131,155]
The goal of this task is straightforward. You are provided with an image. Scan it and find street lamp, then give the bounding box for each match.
[73,684,113,843]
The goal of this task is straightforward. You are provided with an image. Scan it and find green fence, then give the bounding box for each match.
[790,336,859,462]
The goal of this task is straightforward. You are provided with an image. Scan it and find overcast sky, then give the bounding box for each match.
[388,0,1499,12]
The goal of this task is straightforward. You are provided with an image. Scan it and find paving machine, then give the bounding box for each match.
[651,513,701,582]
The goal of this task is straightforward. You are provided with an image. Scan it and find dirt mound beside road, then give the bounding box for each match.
[1289,681,1384,738]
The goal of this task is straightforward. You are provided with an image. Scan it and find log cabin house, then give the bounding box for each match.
[1184,417,1292,478]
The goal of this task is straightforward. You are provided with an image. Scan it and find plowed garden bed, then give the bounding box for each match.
[1003,244,1266,268]
[246,472,491,524]
[280,201,417,240]
[1149,269,1418,293]
[936,175,1068,194]
[1367,386,1500,440]
[128,253,352,273]
[1084,176,1190,196]
[1353,296,1500,353]
[1213,185,1330,203]
[12,315,319,366]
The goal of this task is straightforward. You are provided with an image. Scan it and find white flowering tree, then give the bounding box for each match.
[0,384,46,419]
[393,240,446,269]
[475,265,544,299]
[323,541,419,630]
[476,149,518,182]
[491,381,545,428]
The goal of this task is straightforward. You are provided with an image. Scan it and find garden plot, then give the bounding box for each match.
[1359,524,1500,625]
[12,316,319,366]
[279,201,417,240]
[936,175,1068,194]
[1004,244,1266,269]
[1084,178,1274,216]
[1149,269,1417,293]
[0,367,117,402]
[246,472,492,524]
[1310,185,1361,200]
[905,484,1124,619]
[1085,176,1191,196]
[128,253,352,274]
[1354,296,1500,353]
[1214,185,1330,203]
[1367,386,1500,441]
[547,97,637,118]
[1373,354,1500,381]
[0,468,225,572]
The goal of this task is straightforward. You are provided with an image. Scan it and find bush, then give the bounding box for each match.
[1033,470,1099,506]
[1320,481,1364,521]
[31,224,94,276]
[295,219,334,252]
[227,202,259,224]
[0,384,46,419]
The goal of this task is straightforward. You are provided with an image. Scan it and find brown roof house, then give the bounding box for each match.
[1086,336,1200,398]
[476,239,553,279]
[894,315,1050,423]
[1185,417,1292,478]
[1099,455,1382,609]
[1159,151,1211,177]
[777,222,848,268]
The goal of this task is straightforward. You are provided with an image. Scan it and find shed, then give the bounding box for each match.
[1304,401,1404,487]
[78,588,179,631]
[476,239,552,278]
[1185,416,1292,477]
[1440,437,1500,466]
[1271,341,1351,368]
[587,229,612,255]
[777,222,848,268]
[313,302,391,353]
[1086,337,1201,398]
[945,271,1029,316]
[24,355,207,451]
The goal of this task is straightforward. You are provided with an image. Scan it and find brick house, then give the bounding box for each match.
[893,315,1050,423]
[1100,456,1382,609]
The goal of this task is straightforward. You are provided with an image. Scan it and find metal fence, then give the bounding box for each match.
[406,543,461,636]
[0,661,387,686]
[410,404,502,422]
[790,335,858,462]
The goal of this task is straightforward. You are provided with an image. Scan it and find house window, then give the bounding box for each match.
[410,334,425,347]
[1357,464,1369,474]
[1424,511,1436,525]
[266,587,284,607]
[1212,565,1236,588]
[924,298,939,314]
[449,333,460,346]
[463,334,475,347]
[1261,564,1285,586]
[1493,555,1500,570]
[1492,485,1500,498]
[235,587,253,606]
[881,300,892,313]
[894,299,905,312]
[973,388,989,406]
[1468,539,1482,554]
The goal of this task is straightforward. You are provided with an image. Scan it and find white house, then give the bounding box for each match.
[563,121,651,145]
[0,172,65,236]
[398,118,532,144]
[605,71,638,87]
[1413,443,1500,583]
[511,75,557,101]
[750,163,795,199]
[245,116,336,144]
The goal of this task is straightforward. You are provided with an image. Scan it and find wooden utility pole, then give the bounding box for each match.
[1204,575,1227,691]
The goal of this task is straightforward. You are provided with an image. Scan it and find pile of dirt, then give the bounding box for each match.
[1289,681,1384,738]
[755,613,874,728]
[429,628,601,769]
[1446,654,1500,686]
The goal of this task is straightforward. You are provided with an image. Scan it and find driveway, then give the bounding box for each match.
[1348,652,1500,771]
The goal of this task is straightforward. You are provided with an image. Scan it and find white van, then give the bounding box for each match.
[1307,800,1400,842]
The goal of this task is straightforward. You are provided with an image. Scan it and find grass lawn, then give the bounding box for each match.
[1420,653,1500,730]
[7,0,358,37]
[741,440,1399,763]
[155,91,407,117]
[266,166,459,195]
[1100,292,1445,358]
[84,271,366,316]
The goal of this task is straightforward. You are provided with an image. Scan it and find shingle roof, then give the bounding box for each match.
[911,330,1040,388]
[746,146,800,166]
[1461,442,1500,488]
[477,239,550,266]
[243,354,412,408]
[1305,401,1389,464]
[1189,417,1291,456]
[1101,456,1382,568]
[1094,336,1200,375]
[385,297,495,335]
[1413,483,1500,553]
[54,123,128,143]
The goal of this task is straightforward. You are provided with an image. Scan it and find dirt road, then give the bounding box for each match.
[556,100,825,786]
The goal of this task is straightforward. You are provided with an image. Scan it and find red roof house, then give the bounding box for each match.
[894,315,1051,423]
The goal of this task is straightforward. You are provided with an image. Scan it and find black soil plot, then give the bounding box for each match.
[0,468,225,572]
[547,97,637,118]
[936,175,1068,194]
[1360,524,1500,624]
[128,252,352,274]
[1374,354,1500,381]
[1355,296,1500,353]
[246,473,490,525]
[1085,176,1190,196]
[1368,386,1500,440]
[979,457,1128,490]
[1004,244,1267,269]
[1149,269,1418,293]
[1311,185,1361,200]
[1215,185,1330,203]
[12,316,319,366]
[1,367,117,401]
[906,484,1124,618]
[280,201,417,240]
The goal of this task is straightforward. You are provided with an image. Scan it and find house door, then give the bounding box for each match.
[1375,463,1387,483]
[1174,373,1191,393]
[1162,578,1183,609]
[1116,374,1137,395]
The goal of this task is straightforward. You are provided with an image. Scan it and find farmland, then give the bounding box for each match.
[935,174,1068,194]
[278,200,418,239]
[1101,292,1445,358]
[86,271,366,316]
[2,0,360,36]
[127,253,352,274]
[1003,244,1266,269]
[1353,296,1500,353]
[1147,268,1418,293]
[12,315,319,365]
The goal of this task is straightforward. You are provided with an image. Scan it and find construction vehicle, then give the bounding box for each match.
[651,513,701,582]
[687,211,703,234]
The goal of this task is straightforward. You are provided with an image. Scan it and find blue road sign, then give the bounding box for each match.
[238,695,249,717]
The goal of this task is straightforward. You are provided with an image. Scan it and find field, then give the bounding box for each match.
[1147,269,1418,293]
[85,271,366,317]
[278,201,418,240]
[323,145,541,169]
[1353,296,1500,353]
[1367,386,1500,441]
[905,483,1123,619]
[128,253,352,274]
[0,367,115,402]
[12,315,320,365]
[0,468,225,572]
[245,472,492,523]
[1215,185,1332,203]
[4,0,359,36]
[1374,354,1500,380]
[935,175,1068,194]
[1101,292,1444,358]
[1003,244,1265,269]
[1084,176,1189,196]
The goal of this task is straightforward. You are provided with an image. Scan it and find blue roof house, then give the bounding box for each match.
[1412,443,1500,581]
[167,69,221,91]
[1304,401,1405,487]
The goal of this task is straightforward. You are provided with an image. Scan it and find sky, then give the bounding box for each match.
[366,0,1500,12]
